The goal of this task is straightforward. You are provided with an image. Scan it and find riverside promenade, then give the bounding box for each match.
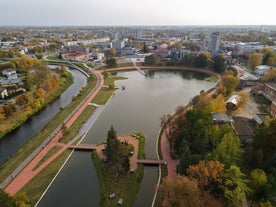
[5,69,104,195]
[4,65,220,196]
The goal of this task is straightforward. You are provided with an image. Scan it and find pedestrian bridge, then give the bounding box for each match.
[67,144,97,151]
[137,159,167,166]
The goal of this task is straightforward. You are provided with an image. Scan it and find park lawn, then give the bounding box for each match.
[17,150,72,206]
[32,146,62,170]
[92,136,145,207]
[93,76,126,105]
[0,76,97,184]
[46,55,61,60]
[59,105,96,144]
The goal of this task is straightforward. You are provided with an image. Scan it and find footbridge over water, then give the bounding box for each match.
[67,144,97,151]
[137,159,167,166]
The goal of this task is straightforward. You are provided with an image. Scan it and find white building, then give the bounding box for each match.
[255,65,271,76]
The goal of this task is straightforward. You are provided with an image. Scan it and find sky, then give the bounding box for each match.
[1,0,276,26]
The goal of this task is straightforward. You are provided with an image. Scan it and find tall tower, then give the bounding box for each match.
[209,32,221,52]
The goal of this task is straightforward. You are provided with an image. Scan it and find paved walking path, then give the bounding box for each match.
[5,70,104,195]
[5,66,220,195]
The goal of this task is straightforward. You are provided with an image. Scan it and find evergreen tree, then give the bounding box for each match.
[213,55,226,73]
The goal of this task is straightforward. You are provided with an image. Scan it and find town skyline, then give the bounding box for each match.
[1,0,276,26]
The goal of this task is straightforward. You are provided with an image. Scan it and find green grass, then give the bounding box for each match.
[0,76,97,184]
[92,136,145,207]
[205,75,218,82]
[59,105,96,144]
[47,55,61,61]
[93,76,127,105]
[17,150,72,206]
[32,146,62,170]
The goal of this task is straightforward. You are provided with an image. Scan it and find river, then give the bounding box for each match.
[0,68,87,163]
[37,69,216,207]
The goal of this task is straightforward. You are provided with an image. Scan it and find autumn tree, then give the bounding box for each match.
[159,176,202,207]
[187,160,224,191]
[210,94,226,113]
[261,67,276,82]
[262,48,276,65]
[16,94,29,106]
[0,189,19,207]
[35,88,46,99]
[219,71,239,96]
[248,52,262,71]
[3,103,16,117]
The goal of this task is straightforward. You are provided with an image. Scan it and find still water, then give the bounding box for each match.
[0,69,87,163]
[38,69,215,207]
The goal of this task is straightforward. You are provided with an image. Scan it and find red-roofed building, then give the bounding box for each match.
[149,49,169,59]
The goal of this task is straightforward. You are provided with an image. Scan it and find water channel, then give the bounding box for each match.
[0,68,87,163]
[37,69,216,207]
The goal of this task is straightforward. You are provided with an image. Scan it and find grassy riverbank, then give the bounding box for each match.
[0,75,97,184]
[92,134,145,207]
[18,150,72,206]
[0,72,73,139]
[93,75,127,105]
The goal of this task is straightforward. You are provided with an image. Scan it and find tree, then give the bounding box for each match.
[110,48,116,57]
[248,52,262,71]
[194,53,208,68]
[3,103,16,117]
[105,125,119,162]
[184,109,213,155]
[219,71,239,96]
[0,189,19,207]
[221,165,251,207]
[210,94,226,113]
[187,160,224,191]
[213,132,242,168]
[213,55,226,73]
[142,42,149,53]
[16,94,29,106]
[261,67,276,82]
[262,48,276,65]
[105,57,117,68]
[159,176,202,207]
[250,169,269,202]
[253,118,276,168]
[35,88,46,99]
[144,54,158,66]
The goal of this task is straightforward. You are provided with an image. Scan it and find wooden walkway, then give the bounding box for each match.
[67,144,98,151]
[137,159,167,165]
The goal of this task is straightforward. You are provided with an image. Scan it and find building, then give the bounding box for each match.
[112,40,125,50]
[252,83,276,117]
[169,49,191,60]
[2,69,18,79]
[209,32,221,52]
[149,49,169,59]
[226,95,241,110]
[0,88,8,99]
[255,65,271,76]
[60,52,89,62]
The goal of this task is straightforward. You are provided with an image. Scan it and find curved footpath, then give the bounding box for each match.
[4,65,220,197]
[5,69,104,195]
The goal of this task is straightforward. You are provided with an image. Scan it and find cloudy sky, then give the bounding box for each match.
[1,0,276,26]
